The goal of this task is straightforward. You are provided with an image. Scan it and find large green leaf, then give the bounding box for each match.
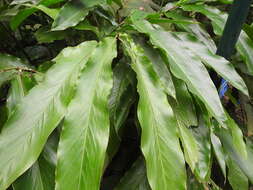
[182,4,253,75]
[115,157,151,190]
[52,0,106,31]
[55,37,116,190]
[137,37,176,99]
[12,131,59,190]
[175,32,248,96]
[121,33,186,190]
[0,41,97,189]
[131,17,226,125]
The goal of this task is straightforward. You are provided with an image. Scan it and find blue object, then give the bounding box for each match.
[219,79,229,98]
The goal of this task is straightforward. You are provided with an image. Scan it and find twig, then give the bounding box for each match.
[0,67,37,74]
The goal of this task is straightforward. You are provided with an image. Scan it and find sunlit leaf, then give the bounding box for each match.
[0,41,97,189]
[55,37,116,190]
[121,33,186,190]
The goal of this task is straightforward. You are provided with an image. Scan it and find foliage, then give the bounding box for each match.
[0,0,253,189]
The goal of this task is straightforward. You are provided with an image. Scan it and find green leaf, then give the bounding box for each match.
[52,0,106,31]
[131,17,226,125]
[175,32,248,96]
[227,157,248,190]
[55,37,116,190]
[178,123,199,171]
[6,75,35,118]
[35,27,69,43]
[109,62,136,135]
[217,129,253,183]
[192,120,212,181]
[210,132,226,177]
[121,33,186,190]
[136,37,176,99]
[115,157,151,190]
[182,5,253,75]
[0,54,30,87]
[12,132,59,190]
[0,41,97,189]
[172,78,197,127]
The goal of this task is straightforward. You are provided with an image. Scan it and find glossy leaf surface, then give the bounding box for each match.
[55,37,116,190]
[121,33,186,190]
[0,41,97,189]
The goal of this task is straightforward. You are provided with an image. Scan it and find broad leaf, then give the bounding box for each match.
[0,41,97,189]
[55,37,116,190]
[121,33,186,190]
[175,32,248,96]
[182,4,253,75]
[52,0,106,31]
[131,17,226,125]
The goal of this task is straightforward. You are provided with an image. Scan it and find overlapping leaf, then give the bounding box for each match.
[55,37,116,190]
[0,41,97,189]
[121,33,186,190]
[131,16,226,125]
[52,0,106,31]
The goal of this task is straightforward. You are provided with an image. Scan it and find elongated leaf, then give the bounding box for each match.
[172,78,197,127]
[137,37,176,99]
[109,62,136,135]
[0,41,97,189]
[217,129,253,183]
[182,4,253,75]
[52,0,106,31]
[121,33,186,190]
[175,32,248,96]
[55,37,116,190]
[12,131,58,190]
[131,17,226,124]
[115,157,151,190]
[210,132,226,177]
[178,122,199,171]
[0,54,30,87]
[227,157,248,190]
[192,120,212,181]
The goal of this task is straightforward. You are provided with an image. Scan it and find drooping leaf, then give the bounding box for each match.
[178,122,199,171]
[12,131,59,190]
[182,4,253,75]
[109,61,136,135]
[52,0,106,31]
[131,17,226,125]
[192,119,212,181]
[55,37,116,190]
[34,27,69,43]
[210,131,226,177]
[0,41,97,189]
[227,157,248,190]
[175,32,248,96]
[121,33,186,190]
[172,78,197,127]
[136,37,176,99]
[217,129,253,183]
[115,157,151,190]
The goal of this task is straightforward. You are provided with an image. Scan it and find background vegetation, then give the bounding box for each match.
[0,0,253,189]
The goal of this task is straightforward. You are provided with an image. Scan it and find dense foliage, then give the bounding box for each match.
[0,0,253,189]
